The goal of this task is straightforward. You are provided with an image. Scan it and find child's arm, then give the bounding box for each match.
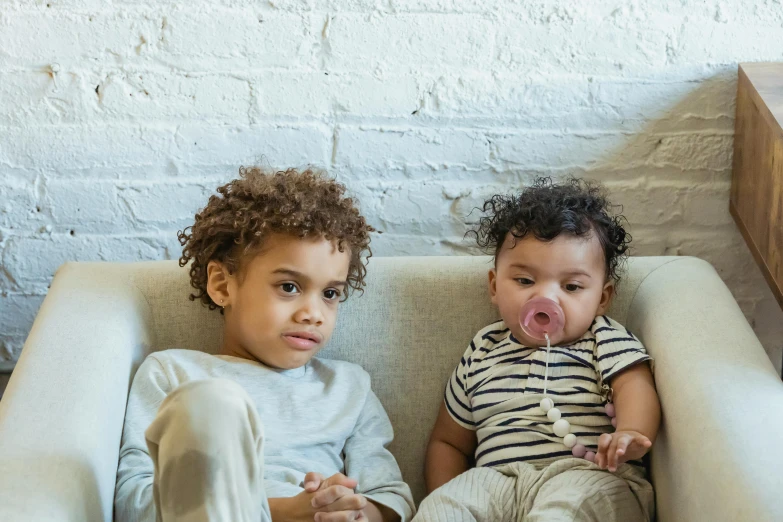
[595,363,660,472]
[115,356,171,522]
[336,386,415,522]
[425,401,477,493]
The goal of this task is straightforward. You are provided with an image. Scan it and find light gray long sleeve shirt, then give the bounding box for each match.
[115,349,414,522]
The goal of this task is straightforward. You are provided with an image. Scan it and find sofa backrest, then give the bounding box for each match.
[126,255,673,502]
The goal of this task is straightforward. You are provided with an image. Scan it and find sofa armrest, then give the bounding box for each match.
[627,257,783,522]
[0,263,153,522]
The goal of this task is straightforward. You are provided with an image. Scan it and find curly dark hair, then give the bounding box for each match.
[178,166,374,311]
[469,177,631,283]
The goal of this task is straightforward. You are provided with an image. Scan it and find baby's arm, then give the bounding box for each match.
[595,363,660,472]
[424,401,477,493]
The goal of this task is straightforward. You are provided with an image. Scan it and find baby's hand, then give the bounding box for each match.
[304,472,367,521]
[595,430,652,472]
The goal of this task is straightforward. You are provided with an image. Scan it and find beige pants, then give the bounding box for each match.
[144,379,271,522]
[414,459,654,522]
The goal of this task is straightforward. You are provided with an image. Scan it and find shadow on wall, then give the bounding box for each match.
[430,70,783,372]
[579,72,783,372]
[0,374,10,401]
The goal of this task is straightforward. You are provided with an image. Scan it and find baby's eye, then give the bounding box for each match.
[280,283,299,294]
[516,278,534,286]
[323,289,341,301]
[565,283,582,292]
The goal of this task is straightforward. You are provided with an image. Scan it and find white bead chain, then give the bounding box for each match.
[539,334,608,461]
[537,331,624,463]
[539,335,575,444]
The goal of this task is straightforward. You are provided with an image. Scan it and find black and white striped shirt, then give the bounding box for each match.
[445,315,652,468]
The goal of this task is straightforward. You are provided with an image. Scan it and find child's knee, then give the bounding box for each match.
[170,378,252,412]
[151,378,261,443]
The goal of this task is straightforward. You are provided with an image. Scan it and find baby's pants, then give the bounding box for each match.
[144,379,272,522]
[414,458,654,522]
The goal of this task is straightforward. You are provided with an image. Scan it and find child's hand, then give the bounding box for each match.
[303,472,358,493]
[272,473,362,522]
[305,472,368,521]
[595,430,652,472]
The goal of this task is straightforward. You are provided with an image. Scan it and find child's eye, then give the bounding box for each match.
[565,283,582,292]
[516,278,534,286]
[280,283,299,294]
[323,289,341,301]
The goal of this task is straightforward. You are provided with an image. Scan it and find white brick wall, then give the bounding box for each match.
[1,0,782,377]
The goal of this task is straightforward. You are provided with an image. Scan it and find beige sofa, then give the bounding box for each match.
[0,256,782,521]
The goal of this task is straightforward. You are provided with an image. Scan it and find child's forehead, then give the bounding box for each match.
[240,234,351,278]
[497,232,605,273]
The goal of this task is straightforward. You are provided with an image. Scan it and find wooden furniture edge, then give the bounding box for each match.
[730,200,783,309]
[739,63,783,143]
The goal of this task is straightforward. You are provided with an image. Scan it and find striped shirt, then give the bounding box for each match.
[445,315,652,469]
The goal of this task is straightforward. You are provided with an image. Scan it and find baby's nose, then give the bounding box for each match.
[534,288,561,304]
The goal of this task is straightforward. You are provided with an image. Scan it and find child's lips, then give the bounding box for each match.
[282,331,322,351]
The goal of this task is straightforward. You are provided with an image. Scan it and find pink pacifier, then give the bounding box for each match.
[518,297,565,342]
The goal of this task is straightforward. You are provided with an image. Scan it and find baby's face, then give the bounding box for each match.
[213,234,351,370]
[489,232,614,347]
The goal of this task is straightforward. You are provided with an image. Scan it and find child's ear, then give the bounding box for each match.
[206,261,232,308]
[597,280,615,315]
[488,268,498,305]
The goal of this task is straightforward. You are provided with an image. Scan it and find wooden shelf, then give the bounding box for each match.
[731,63,783,310]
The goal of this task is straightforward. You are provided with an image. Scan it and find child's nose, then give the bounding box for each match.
[294,298,324,326]
[295,309,323,326]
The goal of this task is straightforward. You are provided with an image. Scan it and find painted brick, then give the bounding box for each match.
[670,22,783,65]
[117,182,214,230]
[605,179,686,227]
[42,180,124,234]
[0,11,162,66]
[255,72,419,118]
[0,294,45,349]
[488,132,628,169]
[328,14,494,71]
[0,0,781,370]
[0,124,175,169]
[420,74,592,127]
[335,126,489,168]
[645,134,734,171]
[0,179,41,230]
[352,181,459,236]
[0,70,94,126]
[496,19,671,76]
[682,182,734,227]
[99,72,253,123]
[172,124,332,167]
[2,235,164,286]
[160,9,319,69]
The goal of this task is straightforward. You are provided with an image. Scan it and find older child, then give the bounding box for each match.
[115,167,414,522]
[417,178,660,522]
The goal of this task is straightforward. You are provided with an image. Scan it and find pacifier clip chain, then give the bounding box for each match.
[520,297,616,462]
[540,333,597,461]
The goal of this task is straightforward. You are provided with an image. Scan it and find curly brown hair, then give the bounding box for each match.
[178,166,374,311]
[469,177,631,283]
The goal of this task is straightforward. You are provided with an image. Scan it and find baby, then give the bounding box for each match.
[416,178,660,522]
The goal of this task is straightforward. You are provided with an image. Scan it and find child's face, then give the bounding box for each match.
[489,232,614,347]
[208,234,351,370]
